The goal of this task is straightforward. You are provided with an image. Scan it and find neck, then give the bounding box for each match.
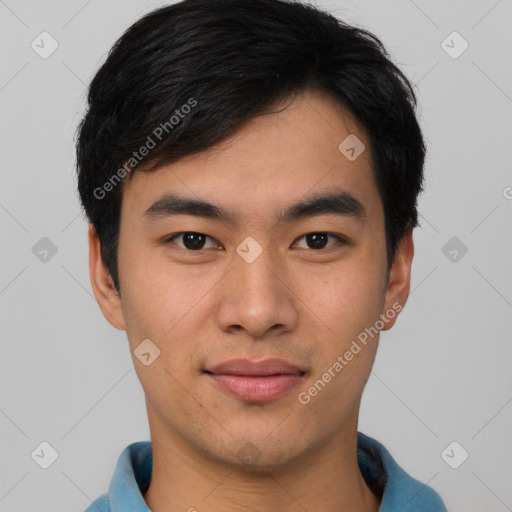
[143,411,381,512]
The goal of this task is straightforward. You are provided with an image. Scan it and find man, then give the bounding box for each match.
[77,0,446,510]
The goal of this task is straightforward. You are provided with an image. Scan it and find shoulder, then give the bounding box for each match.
[84,493,110,512]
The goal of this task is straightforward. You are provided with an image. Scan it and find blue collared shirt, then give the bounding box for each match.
[85,432,446,511]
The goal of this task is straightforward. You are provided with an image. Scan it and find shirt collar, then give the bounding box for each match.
[99,432,445,512]
[357,432,446,511]
[108,441,152,512]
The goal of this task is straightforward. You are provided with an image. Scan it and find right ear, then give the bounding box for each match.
[88,224,126,330]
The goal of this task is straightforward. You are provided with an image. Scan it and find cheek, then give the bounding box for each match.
[294,258,385,402]
[300,263,386,342]
[296,270,383,420]
[119,241,190,327]
[118,248,215,371]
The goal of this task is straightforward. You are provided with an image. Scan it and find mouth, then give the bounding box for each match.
[203,358,306,403]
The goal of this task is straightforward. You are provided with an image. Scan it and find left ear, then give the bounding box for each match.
[380,225,414,331]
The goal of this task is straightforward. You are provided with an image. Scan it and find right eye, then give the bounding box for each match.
[165,232,220,251]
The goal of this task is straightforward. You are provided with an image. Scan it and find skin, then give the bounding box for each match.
[89,87,414,512]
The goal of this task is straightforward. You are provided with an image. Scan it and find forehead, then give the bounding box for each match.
[120,88,382,227]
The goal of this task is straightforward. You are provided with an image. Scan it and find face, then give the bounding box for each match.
[89,88,413,470]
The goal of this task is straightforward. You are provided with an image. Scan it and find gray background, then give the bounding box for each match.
[1,0,511,511]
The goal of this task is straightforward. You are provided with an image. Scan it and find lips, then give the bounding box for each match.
[205,358,305,376]
[204,358,306,402]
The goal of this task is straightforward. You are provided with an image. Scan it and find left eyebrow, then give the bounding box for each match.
[141,189,367,226]
[277,190,367,224]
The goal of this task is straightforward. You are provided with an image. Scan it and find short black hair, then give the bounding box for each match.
[76,0,425,295]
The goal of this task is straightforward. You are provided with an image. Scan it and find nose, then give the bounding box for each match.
[215,246,299,339]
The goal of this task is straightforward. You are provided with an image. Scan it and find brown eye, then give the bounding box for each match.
[166,232,218,251]
[293,233,346,250]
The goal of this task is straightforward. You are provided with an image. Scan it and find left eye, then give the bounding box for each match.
[292,233,346,250]
[165,232,345,251]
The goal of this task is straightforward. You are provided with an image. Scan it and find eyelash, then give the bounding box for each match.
[164,232,348,251]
